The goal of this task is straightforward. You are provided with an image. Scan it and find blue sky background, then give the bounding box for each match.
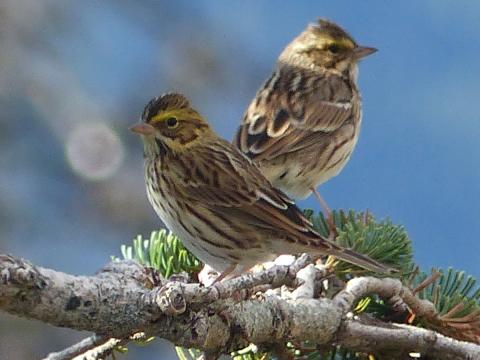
[0,1,479,358]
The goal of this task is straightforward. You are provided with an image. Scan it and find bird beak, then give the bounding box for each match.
[353,46,378,60]
[130,123,156,136]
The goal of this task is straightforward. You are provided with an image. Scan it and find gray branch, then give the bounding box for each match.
[44,335,120,360]
[0,254,478,360]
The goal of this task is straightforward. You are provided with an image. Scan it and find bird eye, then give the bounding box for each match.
[327,44,340,54]
[166,117,178,128]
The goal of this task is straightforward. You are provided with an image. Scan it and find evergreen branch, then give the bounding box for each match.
[305,210,414,276]
[409,268,480,343]
[115,230,202,279]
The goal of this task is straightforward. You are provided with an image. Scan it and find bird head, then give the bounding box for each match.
[281,19,377,72]
[130,93,212,155]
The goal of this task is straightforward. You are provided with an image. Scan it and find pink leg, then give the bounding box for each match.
[199,264,239,286]
[312,187,332,215]
[311,187,337,238]
[213,263,239,284]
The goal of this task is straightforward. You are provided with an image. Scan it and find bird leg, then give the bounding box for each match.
[210,264,247,302]
[198,263,239,286]
[311,187,337,238]
[213,263,238,284]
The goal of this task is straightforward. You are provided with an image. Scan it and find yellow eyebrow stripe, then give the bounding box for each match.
[324,37,355,49]
[150,109,192,123]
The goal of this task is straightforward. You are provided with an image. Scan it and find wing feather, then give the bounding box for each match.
[173,139,330,246]
[234,66,356,161]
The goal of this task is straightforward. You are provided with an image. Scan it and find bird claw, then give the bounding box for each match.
[198,264,221,287]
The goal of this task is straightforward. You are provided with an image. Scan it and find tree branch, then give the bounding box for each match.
[338,321,480,360]
[333,276,437,317]
[0,254,479,359]
[43,335,120,360]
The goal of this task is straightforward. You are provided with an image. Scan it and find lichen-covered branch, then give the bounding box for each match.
[0,254,479,360]
[0,255,164,336]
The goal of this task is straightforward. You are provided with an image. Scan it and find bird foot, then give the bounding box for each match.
[198,263,238,286]
[198,264,221,286]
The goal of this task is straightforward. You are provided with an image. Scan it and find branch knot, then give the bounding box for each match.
[154,282,187,316]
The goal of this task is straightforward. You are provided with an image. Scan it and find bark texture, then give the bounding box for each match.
[0,254,478,360]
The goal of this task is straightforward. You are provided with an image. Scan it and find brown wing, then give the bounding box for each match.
[174,139,333,249]
[173,139,395,274]
[234,65,355,161]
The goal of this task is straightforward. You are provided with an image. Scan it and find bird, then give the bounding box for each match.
[234,19,377,226]
[131,93,394,280]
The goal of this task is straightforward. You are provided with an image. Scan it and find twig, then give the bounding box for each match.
[333,276,437,318]
[44,336,127,360]
[43,335,113,360]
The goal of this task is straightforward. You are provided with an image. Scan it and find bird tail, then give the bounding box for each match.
[328,247,397,275]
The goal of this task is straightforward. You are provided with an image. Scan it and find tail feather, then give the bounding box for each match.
[328,248,397,275]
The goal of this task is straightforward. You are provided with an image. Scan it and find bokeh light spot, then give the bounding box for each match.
[66,123,124,180]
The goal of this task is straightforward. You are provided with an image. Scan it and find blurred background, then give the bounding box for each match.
[0,0,479,358]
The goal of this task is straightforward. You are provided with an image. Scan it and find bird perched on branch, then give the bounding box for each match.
[131,93,394,280]
[234,19,377,228]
